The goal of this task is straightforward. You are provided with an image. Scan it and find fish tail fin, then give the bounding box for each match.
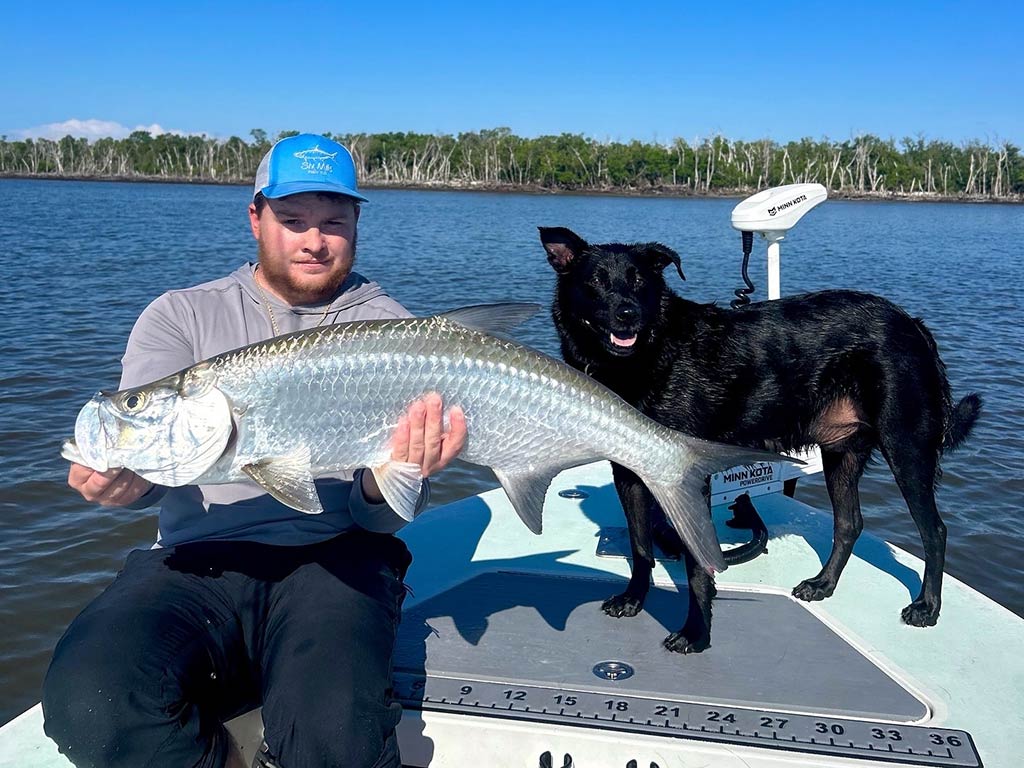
[647,437,805,574]
[645,476,727,574]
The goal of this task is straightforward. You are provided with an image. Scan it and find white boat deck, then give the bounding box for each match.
[3,461,1022,767]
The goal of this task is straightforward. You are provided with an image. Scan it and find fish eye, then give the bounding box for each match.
[120,392,147,413]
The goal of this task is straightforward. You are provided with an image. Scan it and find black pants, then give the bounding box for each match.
[42,530,412,768]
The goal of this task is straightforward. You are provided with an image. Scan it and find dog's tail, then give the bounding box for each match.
[910,317,983,453]
[644,436,804,575]
[943,393,983,451]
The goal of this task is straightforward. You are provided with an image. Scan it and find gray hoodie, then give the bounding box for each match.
[120,263,429,547]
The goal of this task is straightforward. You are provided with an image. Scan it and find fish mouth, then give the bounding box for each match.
[65,383,234,486]
[73,396,112,471]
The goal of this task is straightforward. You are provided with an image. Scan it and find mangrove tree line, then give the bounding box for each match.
[1,128,1021,199]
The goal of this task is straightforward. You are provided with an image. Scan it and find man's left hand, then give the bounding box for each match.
[391,392,467,477]
[361,393,467,503]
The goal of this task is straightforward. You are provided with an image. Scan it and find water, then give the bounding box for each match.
[1,179,1022,724]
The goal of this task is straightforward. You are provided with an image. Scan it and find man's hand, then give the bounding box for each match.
[361,393,467,503]
[68,464,153,507]
[392,393,467,477]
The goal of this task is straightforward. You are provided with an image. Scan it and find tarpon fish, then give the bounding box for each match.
[63,303,794,572]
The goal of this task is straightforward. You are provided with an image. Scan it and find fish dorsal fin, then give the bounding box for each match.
[243,446,323,515]
[492,465,565,535]
[437,303,541,336]
[371,461,424,522]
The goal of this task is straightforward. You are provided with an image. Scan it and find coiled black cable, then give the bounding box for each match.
[731,230,756,309]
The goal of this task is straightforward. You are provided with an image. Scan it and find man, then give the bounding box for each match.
[43,133,466,768]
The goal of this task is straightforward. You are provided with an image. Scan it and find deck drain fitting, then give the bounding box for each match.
[558,489,589,499]
[592,660,634,681]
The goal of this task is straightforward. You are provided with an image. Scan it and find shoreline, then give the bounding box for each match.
[2,172,1021,205]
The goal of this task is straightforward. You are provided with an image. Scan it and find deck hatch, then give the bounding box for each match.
[394,572,980,766]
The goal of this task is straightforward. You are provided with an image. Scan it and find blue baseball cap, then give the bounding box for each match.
[253,133,368,203]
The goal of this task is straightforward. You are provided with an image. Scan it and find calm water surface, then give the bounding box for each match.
[1,179,1022,723]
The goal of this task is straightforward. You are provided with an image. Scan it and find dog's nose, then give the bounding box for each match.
[615,305,639,324]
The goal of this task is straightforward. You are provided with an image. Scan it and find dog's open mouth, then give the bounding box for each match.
[579,318,640,355]
[602,330,640,355]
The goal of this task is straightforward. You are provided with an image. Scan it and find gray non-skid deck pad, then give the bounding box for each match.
[394,571,928,722]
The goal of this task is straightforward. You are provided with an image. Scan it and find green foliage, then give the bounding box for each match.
[0,129,1019,199]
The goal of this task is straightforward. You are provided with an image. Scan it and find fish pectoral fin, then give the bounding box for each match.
[371,461,423,522]
[437,303,541,336]
[243,447,323,515]
[492,466,564,535]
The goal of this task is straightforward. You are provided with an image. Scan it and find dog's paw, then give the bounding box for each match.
[901,599,940,627]
[601,593,643,618]
[663,631,710,654]
[792,577,836,602]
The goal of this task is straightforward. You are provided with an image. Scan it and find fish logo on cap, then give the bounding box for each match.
[294,145,337,176]
[293,146,338,161]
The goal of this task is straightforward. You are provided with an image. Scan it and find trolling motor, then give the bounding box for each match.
[729,183,827,306]
[723,183,829,507]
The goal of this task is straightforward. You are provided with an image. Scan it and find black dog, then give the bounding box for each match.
[540,226,982,653]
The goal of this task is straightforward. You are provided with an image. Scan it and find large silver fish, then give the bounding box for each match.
[63,303,792,572]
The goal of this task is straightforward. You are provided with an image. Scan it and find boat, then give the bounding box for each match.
[4,185,1022,768]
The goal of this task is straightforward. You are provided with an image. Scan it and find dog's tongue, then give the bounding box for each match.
[610,333,637,348]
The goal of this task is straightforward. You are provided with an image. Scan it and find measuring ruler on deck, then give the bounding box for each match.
[394,673,982,767]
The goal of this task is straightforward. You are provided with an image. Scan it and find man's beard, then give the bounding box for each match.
[256,232,357,305]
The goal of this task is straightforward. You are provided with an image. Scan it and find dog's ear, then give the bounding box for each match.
[641,243,685,281]
[539,226,588,273]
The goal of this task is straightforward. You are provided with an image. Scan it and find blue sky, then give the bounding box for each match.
[3,1,1021,146]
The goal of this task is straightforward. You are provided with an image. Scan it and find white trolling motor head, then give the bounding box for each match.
[728,183,828,303]
[730,182,827,242]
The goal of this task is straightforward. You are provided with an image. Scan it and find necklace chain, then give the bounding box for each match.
[253,266,335,337]
[253,268,281,336]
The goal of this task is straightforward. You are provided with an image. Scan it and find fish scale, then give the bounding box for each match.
[66,304,796,572]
